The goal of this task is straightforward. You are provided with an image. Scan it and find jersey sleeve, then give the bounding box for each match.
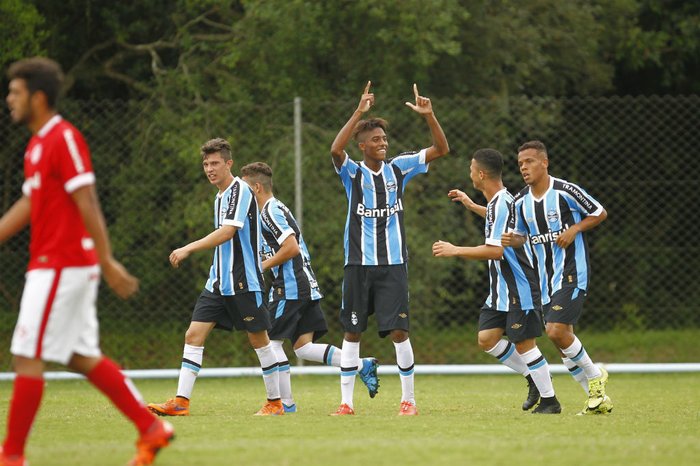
[56,127,95,193]
[222,180,252,228]
[560,181,604,217]
[335,151,359,195]
[389,149,429,184]
[510,198,528,236]
[485,197,509,247]
[261,202,296,246]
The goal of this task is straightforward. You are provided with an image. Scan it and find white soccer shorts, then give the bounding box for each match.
[11,265,102,365]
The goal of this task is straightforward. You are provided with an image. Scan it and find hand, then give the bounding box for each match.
[405,83,433,115]
[101,258,139,299]
[169,247,191,268]
[501,231,515,247]
[448,189,474,208]
[432,240,457,257]
[357,81,375,113]
[555,226,578,248]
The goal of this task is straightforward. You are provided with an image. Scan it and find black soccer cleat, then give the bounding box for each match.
[522,374,540,411]
[532,396,562,414]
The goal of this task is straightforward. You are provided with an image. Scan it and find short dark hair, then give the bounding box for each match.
[472,148,503,178]
[200,138,232,161]
[518,140,548,157]
[7,57,64,109]
[240,162,273,192]
[353,118,389,141]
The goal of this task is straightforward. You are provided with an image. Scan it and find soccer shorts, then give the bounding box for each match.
[267,299,328,343]
[11,266,102,365]
[478,308,543,343]
[543,287,587,325]
[192,289,270,333]
[341,264,409,338]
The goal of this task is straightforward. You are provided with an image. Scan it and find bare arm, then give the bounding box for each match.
[501,231,527,249]
[405,84,449,163]
[555,208,608,248]
[432,240,503,261]
[330,81,374,169]
[72,185,138,299]
[169,225,238,268]
[0,196,31,243]
[448,189,486,218]
[262,235,301,271]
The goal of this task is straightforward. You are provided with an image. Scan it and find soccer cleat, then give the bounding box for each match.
[283,403,297,413]
[398,401,418,416]
[577,395,613,415]
[254,400,284,416]
[128,419,174,466]
[522,375,540,411]
[330,403,355,416]
[0,447,27,466]
[587,367,609,409]
[358,357,380,398]
[532,396,562,414]
[147,397,190,416]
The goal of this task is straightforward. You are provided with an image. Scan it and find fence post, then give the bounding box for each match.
[293,96,304,367]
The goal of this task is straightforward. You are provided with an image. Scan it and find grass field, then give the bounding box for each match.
[1,373,699,466]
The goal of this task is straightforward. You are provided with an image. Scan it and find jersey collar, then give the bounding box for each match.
[217,177,237,198]
[360,160,385,176]
[37,114,63,138]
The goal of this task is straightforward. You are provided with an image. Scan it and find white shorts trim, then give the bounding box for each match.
[11,265,102,364]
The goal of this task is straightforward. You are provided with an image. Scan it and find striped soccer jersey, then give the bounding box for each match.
[511,176,604,299]
[260,197,322,302]
[204,177,264,296]
[483,189,541,312]
[335,149,428,266]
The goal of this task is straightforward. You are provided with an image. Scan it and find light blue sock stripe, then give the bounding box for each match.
[529,359,547,371]
[570,366,583,376]
[399,368,415,376]
[498,343,515,362]
[341,371,357,377]
[278,364,290,372]
[262,366,279,375]
[181,362,200,373]
[326,346,336,366]
[571,349,586,363]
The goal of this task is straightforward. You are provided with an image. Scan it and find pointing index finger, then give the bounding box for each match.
[413,83,419,99]
[364,81,372,94]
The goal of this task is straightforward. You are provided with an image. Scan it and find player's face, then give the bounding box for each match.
[6,79,33,126]
[469,159,483,190]
[358,127,388,163]
[518,149,548,185]
[202,153,232,187]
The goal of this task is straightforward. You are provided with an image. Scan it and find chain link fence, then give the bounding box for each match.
[1,95,699,369]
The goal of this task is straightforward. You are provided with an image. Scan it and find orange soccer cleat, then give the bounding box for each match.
[330,403,355,416]
[398,401,418,416]
[128,419,175,466]
[254,400,284,416]
[147,397,190,416]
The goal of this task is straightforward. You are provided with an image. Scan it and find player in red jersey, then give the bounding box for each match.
[0,57,173,466]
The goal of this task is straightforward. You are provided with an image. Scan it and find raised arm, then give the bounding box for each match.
[448,189,486,218]
[405,83,449,163]
[169,225,238,268]
[262,234,301,271]
[330,81,374,169]
[0,196,31,243]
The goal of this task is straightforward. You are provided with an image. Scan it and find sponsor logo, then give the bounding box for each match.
[28,144,42,164]
[398,313,407,318]
[25,172,41,191]
[512,297,518,305]
[356,199,404,218]
[351,312,359,325]
[511,323,522,329]
[547,209,559,223]
[568,275,573,283]
[239,282,244,289]
[551,305,563,311]
[386,181,397,192]
[277,288,283,296]
[530,224,570,245]
[243,316,255,322]
[562,183,595,211]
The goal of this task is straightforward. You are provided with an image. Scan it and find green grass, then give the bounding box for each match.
[1,373,699,465]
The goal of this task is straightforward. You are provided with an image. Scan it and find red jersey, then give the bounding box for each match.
[22,115,98,270]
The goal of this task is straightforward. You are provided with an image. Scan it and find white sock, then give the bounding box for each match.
[561,357,589,393]
[295,342,342,367]
[271,340,293,406]
[561,337,601,380]
[254,343,281,401]
[519,347,555,398]
[176,344,203,399]
[485,340,529,375]
[340,340,359,408]
[394,339,415,405]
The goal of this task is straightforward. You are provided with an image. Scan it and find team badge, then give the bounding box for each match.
[386,181,397,193]
[547,209,559,223]
[351,312,359,325]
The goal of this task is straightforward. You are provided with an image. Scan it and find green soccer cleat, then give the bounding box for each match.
[577,395,613,415]
[587,367,609,409]
[358,358,380,398]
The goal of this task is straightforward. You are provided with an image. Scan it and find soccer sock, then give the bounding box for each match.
[254,343,281,401]
[485,340,529,375]
[86,357,154,435]
[294,342,342,367]
[340,340,359,408]
[176,343,204,399]
[2,375,44,457]
[271,340,293,406]
[394,338,416,405]
[519,347,555,398]
[561,336,602,380]
[561,357,590,393]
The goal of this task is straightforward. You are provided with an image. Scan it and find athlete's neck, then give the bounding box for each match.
[362,158,383,172]
[29,110,57,135]
[482,181,505,203]
[216,173,235,193]
[530,174,550,198]
[256,190,273,209]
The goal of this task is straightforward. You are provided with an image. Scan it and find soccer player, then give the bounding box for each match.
[240,162,379,412]
[1,57,173,466]
[329,82,450,415]
[502,140,613,415]
[432,149,560,414]
[147,138,283,417]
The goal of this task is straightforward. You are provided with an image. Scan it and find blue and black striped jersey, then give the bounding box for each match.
[204,177,264,296]
[483,189,541,312]
[260,197,322,302]
[335,149,428,266]
[511,176,604,298]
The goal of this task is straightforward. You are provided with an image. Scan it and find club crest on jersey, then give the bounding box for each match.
[386,181,397,192]
[547,210,559,223]
[351,312,359,325]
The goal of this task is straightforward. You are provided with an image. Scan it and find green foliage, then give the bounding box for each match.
[0,0,46,69]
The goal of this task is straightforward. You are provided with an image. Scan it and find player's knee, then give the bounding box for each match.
[545,324,565,344]
[477,332,497,351]
[184,328,205,346]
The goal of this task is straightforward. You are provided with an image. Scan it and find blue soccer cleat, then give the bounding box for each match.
[358,358,380,398]
[283,403,297,413]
